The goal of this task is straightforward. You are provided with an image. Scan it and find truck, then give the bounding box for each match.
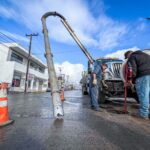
[81,58,123,103]
[81,49,150,103]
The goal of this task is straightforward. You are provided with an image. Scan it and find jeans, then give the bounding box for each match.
[135,75,150,118]
[89,80,99,108]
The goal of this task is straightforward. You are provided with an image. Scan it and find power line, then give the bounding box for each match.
[0,31,29,49]
[0,31,18,43]
[0,33,45,66]
[0,33,16,48]
[0,31,41,54]
[0,31,82,56]
[0,34,21,48]
[32,50,82,56]
[0,35,23,47]
[0,34,13,43]
[0,38,42,59]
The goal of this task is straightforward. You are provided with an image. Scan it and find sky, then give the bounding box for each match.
[0,0,150,83]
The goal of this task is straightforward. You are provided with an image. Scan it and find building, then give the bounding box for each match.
[0,43,48,92]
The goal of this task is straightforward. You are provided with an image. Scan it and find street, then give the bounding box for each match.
[0,90,150,150]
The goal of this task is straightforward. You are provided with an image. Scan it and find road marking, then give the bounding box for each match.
[64,101,81,106]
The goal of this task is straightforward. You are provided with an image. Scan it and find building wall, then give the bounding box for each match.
[0,44,10,62]
[0,61,15,83]
[0,43,48,93]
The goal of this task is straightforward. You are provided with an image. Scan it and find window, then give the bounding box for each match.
[30,61,45,73]
[39,66,45,73]
[30,61,38,70]
[28,80,31,88]
[12,74,21,87]
[11,52,23,64]
[33,80,37,87]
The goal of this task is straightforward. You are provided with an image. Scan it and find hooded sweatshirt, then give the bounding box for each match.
[127,50,150,80]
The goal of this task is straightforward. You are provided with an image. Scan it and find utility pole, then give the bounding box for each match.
[24,33,38,93]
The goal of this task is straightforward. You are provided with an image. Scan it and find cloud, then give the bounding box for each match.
[97,15,127,49]
[0,6,17,19]
[0,0,129,50]
[105,46,139,60]
[54,61,84,84]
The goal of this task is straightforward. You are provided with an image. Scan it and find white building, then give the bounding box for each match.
[0,43,48,92]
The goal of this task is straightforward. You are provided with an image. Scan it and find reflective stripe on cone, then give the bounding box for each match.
[0,97,8,101]
[0,101,8,107]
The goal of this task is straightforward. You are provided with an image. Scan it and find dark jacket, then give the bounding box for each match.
[127,50,150,80]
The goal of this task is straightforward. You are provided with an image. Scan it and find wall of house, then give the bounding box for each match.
[0,61,15,83]
[0,43,48,92]
[0,45,10,62]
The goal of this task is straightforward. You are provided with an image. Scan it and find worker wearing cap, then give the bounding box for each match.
[125,50,150,119]
[89,61,107,111]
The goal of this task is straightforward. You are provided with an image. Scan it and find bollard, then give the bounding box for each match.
[0,83,14,127]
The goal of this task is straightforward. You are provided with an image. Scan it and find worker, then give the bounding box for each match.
[124,50,150,119]
[89,61,107,111]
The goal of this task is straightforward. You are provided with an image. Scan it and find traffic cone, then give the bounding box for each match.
[60,88,65,102]
[0,83,14,127]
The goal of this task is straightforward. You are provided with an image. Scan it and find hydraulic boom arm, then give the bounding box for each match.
[41,11,94,64]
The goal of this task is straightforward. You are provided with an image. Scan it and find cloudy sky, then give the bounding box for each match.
[0,0,150,83]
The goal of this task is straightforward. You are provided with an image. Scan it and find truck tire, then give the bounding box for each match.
[127,88,139,103]
[82,87,88,95]
[98,88,106,104]
[133,93,139,103]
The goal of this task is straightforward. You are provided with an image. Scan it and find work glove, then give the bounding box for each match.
[92,79,97,86]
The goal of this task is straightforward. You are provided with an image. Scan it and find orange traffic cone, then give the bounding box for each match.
[0,83,13,127]
[60,88,65,102]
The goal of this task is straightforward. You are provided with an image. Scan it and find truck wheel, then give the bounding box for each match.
[82,87,88,95]
[98,89,106,104]
[131,92,139,103]
[127,88,139,103]
[83,91,88,95]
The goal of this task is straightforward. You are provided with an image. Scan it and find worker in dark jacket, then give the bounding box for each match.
[124,50,150,119]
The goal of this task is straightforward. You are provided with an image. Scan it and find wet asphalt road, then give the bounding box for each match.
[0,90,150,150]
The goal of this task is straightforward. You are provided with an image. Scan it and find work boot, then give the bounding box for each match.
[92,107,102,112]
[91,105,95,109]
[131,113,149,120]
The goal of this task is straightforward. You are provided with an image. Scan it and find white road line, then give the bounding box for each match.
[64,101,81,106]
